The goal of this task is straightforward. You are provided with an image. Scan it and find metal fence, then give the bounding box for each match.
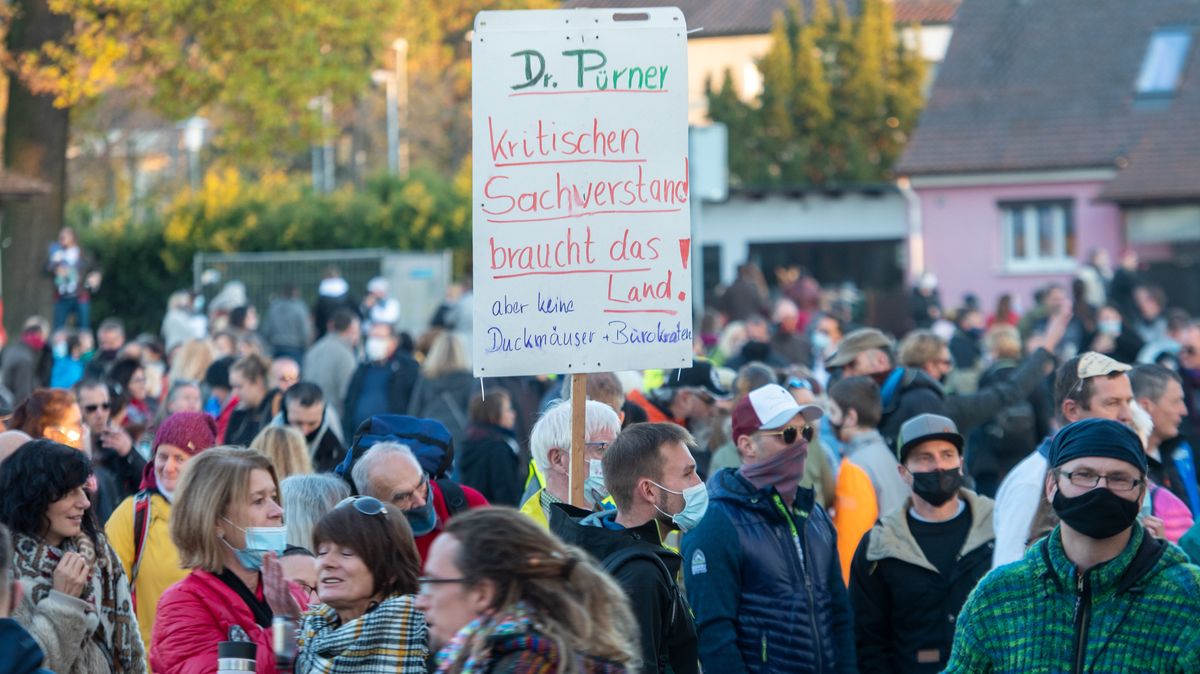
[192,249,452,336]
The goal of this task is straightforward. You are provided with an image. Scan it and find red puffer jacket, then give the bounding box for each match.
[150,569,307,674]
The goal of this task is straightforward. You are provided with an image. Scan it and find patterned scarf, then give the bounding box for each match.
[296,594,428,674]
[12,531,144,673]
[436,602,539,674]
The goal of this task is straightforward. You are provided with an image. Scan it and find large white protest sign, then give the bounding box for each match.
[472,8,692,377]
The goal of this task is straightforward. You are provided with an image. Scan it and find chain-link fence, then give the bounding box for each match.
[192,249,452,335]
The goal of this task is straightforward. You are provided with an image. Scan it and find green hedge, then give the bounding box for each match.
[79,168,471,336]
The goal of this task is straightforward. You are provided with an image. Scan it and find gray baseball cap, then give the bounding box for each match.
[896,413,963,462]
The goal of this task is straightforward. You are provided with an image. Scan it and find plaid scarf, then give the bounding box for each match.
[435,603,628,674]
[296,593,428,673]
[11,531,145,673]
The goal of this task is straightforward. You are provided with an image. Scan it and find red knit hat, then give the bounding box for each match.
[153,412,218,455]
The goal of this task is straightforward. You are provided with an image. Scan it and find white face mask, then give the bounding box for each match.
[650,480,710,532]
[364,337,390,362]
[584,459,609,507]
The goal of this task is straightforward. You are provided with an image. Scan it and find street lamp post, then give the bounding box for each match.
[181,116,209,190]
[393,38,409,177]
[371,70,400,174]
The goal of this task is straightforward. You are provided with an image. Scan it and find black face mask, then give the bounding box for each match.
[1052,487,1140,540]
[910,468,964,507]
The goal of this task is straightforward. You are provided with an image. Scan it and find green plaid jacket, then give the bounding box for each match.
[943,523,1200,673]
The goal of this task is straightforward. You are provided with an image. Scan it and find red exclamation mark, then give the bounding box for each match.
[678,239,691,301]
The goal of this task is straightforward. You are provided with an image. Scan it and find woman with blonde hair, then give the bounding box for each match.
[409,331,477,449]
[151,447,307,674]
[168,339,215,387]
[105,412,218,649]
[250,424,313,479]
[417,507,638,674]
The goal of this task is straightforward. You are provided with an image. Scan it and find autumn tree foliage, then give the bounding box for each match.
[706,0,926,187]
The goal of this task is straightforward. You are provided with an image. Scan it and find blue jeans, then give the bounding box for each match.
[53,297,90,330]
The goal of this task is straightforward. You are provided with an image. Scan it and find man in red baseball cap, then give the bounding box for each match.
[682,383,855,673]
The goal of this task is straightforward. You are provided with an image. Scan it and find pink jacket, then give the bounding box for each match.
[1151,483,1195,543]
[151,569,306,674]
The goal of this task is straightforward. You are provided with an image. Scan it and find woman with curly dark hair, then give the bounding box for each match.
[0,439,146,673]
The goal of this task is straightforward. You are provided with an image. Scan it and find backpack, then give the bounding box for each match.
[967,362,1036,477]
[336,414,456,486]
[129,490,153,607]
[601,546,682,668]
[602,547,679,624]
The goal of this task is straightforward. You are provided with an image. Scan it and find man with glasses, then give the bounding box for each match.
[75,377,144,501]
[682,383,855,674]
[993,352,1135,567]
[350,441,487,561]
[520,399,622,528]
[849,414,994,673]
[945,418,1200,672]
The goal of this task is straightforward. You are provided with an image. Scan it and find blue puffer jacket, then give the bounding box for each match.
[681,468,856,674]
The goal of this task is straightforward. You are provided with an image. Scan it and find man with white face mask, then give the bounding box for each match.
[550,422,702,674]
[519,399,620,528]
[342,322,420,437]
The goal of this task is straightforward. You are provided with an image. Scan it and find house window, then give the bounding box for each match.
[1001,201,1075,271]
[1136,28,1192,95]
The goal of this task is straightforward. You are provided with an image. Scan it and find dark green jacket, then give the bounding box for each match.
[944,523,1200,673]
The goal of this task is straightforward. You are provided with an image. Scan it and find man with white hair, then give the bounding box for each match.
[351,441,487,560]
[520,399,622,528]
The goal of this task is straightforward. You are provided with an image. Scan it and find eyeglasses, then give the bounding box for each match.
[294,581,318,597]
[1056,469,1143,493]
[585,441,609,452]
[390,475,429,509]
[336,495,388,517]
[83,403,111,413]
[418,575,472,594]
[757,425,814,445]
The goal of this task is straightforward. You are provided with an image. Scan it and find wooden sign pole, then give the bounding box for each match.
[568,373,587,507]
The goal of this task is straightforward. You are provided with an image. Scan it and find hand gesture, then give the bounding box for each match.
[100,424,134,457]
[1142,515,1166,540]
[262,552,303,621]
[1041,309,1073,354]
[52,552,90,597]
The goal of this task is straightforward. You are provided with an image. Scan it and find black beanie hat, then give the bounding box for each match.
[1048,418,1147,474]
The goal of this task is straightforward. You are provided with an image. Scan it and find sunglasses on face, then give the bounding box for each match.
[336,495,388,517]
[758,424,814,445]
[83,402,111,413]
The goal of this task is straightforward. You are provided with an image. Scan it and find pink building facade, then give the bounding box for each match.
[910,174,1124,314]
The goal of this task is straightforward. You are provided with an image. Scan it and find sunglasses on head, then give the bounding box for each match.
[758,424,814,445]
[83,402,111,413]
[786,377,813,392]
[337,495,388,518]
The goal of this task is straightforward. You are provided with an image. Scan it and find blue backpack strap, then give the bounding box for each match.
[1171,441,1200,515]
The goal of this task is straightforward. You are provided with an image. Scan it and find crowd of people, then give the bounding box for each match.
[2,233,1200,673]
